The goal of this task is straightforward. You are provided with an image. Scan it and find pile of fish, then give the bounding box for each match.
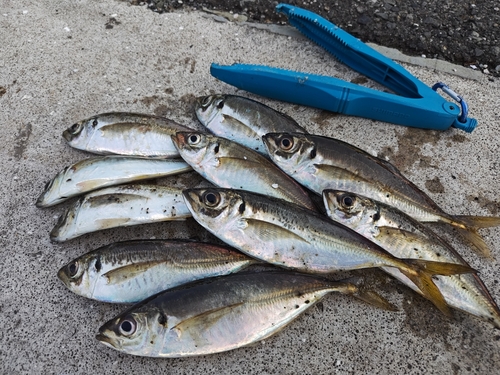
[38,94,500,358]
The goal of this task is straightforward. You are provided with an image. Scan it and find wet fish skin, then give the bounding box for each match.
[36,156,192,207]
[50,184,190,242]
[96,271,375,357]
[323,189,500,329]
[183,188,475,316]
[171,131,317,211]
[262,132,500,257]
[195,94,307,155]
[58,239,260,303]
[63,112,194,158]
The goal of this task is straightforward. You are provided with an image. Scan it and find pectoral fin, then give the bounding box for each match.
[102,260,165,284]
[244,219,311,245]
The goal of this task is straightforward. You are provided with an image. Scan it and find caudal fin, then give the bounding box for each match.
[399,259,476,317]
[455,226,494,259]
[455,215,500,228]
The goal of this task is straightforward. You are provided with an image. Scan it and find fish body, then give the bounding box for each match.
[63,112,193,158]
[36,156,191,207]
[182,188,473,316]
[96,271,364,357]
[195,95,307,155]
[58,240,259,303]
[323,190,500,328]
[171,131,317,211]
[262,132,500,256]
[50,184,190,242]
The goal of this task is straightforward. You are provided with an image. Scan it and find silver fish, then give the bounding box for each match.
[63,112,194,158]
[96,271,391,357]
[323,190,500,328]
[171,131,317,211]
[262,132,500,257]
[183,188,475,316]
[36,156,192,207]
[58,239,260,303]
[195,94,307,155]
[50,184,190,242]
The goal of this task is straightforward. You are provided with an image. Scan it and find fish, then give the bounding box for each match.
[36,156,192,207]
[63,112,194,158]
[58,239,260,303]
[262,132,500,258]
[323,190,500,328]
[182,188,475,316]
[50,184,190,242]
[96,271,394,357]
[171,131,317,211]
[194,94,307,155]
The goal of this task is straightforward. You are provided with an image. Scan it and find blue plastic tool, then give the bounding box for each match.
[210,3,477,132]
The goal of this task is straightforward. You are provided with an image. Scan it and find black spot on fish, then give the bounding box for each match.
[66,178,72,182]
[95,256,102,272]
[373,212,381,221]
[158,312,167,326]
[305,300,310,304]
[295,305,300,309]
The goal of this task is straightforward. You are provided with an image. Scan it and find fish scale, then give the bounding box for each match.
[58,240,259,304]
[96,271,372,357]
[262,132,500,257]
[323,189,500,328]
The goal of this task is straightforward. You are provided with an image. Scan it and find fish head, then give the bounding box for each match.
[262,132,315,174]
[57,253,101,299]
[62,116,95,148]
[97,307,167,356]
[36,174,60,207]
[183,188,244,231]
[171,131,214,167]
[49,202,81,242]
[323,190,380,230]
[195,94,226,128]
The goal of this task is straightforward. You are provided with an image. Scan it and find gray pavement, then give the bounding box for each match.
[1,1,500,374]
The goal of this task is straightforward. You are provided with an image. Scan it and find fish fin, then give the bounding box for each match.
[454,226,493,259]
[455,215,500,228]
[337,279,398,311]
[245,219,311,244]
[399,259,476,317]
[353,290,398,312]
[172,302,245,334]
[101,260,164,285]
[314,164,371,184]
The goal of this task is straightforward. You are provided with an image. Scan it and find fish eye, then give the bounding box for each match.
[200,96,212,108]
[202,191,220,207]
[119,317,137,336]
[279,137,294,151]
[216,99,225,109]
[68,261,79,278]
[341,195,355,208]
[92,119,98,127]
[188,133,201,145]
[69,123,82,135]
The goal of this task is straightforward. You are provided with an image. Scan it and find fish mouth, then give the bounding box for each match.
[96,332,119,349]
[62,129,73,142]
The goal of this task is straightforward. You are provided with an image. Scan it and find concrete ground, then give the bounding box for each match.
[1,1,499,374]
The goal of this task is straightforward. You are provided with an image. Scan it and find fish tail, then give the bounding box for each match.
[398,259,476,317]
[455,226,494,259]
[335,281,397,312]
[454,215,500,228]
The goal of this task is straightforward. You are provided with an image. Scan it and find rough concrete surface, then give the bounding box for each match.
[1,1,500,374]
